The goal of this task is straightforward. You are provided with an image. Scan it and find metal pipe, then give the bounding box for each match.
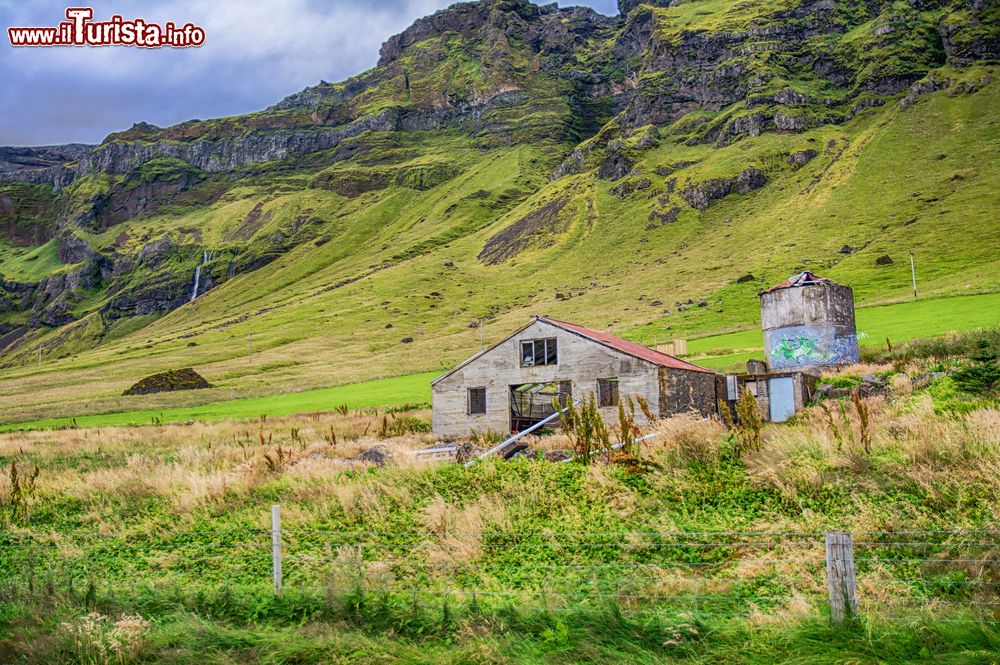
[557,431,661,463]
[413,445,459,456]
[465,399,580,467]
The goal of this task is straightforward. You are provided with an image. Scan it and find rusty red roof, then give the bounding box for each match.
[539,317,719,374]
[758,270,838,295]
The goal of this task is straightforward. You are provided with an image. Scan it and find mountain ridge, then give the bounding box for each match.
[0,0,997,422]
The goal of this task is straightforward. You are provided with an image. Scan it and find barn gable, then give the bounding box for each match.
[431,317,720,438]
[433,317,711,387]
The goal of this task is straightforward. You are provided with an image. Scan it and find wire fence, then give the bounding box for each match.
[1,518,997,624]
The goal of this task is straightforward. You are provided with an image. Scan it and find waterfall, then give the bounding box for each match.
[190,265,202,302]
[190,250,211,302]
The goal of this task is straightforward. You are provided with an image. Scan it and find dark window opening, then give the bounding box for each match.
[520,338,558,367]
[597,378,619,407]
[468,387,487,415]
[510,381,572,431]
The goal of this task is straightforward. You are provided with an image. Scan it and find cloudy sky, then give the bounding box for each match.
[0,0,617,146]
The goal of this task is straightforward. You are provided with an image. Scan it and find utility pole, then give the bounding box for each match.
[37,347,41,370]
[909,250,917,300]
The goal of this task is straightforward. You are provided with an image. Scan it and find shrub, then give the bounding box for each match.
[557,393,611,464]
[952,362,1000,395]
[469,429,505,447]
[377,414,432,438]
[951,337,1000,395]
[720,390,763,458]
[3,460,40,525]
[885,327,1000,364]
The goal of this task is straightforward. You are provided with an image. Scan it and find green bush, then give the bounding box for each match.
[952,337,1000,395]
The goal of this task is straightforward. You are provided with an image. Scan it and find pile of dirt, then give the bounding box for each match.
[123,368,212,396]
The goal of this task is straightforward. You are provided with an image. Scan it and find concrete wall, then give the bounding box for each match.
[760,283,859,371]
[658,367,724,418]
[432,320,666,439]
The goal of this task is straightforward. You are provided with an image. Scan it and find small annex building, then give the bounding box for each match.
[732,271,858,423]
[431,316,724,439]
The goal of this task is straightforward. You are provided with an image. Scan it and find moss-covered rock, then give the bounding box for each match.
[123,368,212,396]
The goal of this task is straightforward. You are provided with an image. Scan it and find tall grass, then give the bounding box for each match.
[1,365,999,662]
[2,580,997,664]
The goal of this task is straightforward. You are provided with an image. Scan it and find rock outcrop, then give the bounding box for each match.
[680,167,767,211]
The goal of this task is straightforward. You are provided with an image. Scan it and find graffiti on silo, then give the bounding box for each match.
[768,326,860,369]
[830,334,860,364]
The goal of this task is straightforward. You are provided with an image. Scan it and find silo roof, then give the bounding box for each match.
[758,271,839,295]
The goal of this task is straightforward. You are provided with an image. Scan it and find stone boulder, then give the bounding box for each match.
[680,167,766,211]
[787,149,818,167]
[352,444,392,467]
[455,442,485,464]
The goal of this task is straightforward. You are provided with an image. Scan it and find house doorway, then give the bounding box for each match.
[509,381,571,432]
[768,376,796,423]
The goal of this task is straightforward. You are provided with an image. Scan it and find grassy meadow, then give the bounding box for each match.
[1,67,997,427]
[0,371,438,432]
[1,333,999,662]
[2,292,997,431]
[683,291,1000,370]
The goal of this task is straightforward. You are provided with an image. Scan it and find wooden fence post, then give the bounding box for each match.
[271,504,282,595]
[825,531,857,623]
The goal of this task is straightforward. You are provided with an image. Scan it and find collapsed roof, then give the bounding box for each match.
[759,271,841,295]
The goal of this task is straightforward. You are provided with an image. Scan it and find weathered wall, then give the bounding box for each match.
[760,283,858,371]
[432,320,664,439]
[737,371,818,421]
[657,367,723,418]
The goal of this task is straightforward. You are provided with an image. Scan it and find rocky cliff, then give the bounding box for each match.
[0,0,997,363]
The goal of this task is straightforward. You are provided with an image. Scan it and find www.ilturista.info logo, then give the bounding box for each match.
[8,7,205,48]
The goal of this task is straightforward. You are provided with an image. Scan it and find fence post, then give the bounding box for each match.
[271,504,282,595]
[825,531,857,623]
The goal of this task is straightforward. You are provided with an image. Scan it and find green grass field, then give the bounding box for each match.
[1,357,997,663]
[688,291,1000,370]
[0,238,62,282]
[4,293,996,431]
[0,371,437,432]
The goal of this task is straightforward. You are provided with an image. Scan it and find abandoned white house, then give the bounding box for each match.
[431,317,723,438]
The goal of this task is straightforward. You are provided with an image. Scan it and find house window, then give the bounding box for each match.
[520,338,558,367]
[468,387,487,415]
[597,378,619,407]
[726,375,739,401]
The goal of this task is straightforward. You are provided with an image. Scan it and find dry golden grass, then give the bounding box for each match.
[3,363,998,545]
[819,362,893,380]
[645,413,727,465]
[745,390,1000,512]
[0,409,439,517]
[419,495,512,566]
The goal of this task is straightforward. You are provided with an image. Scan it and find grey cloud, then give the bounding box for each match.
[0,0,616,146]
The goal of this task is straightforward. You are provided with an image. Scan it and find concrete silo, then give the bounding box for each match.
[759,271,859,372]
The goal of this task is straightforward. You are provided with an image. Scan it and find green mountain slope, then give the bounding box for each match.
[0,0,997,424]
